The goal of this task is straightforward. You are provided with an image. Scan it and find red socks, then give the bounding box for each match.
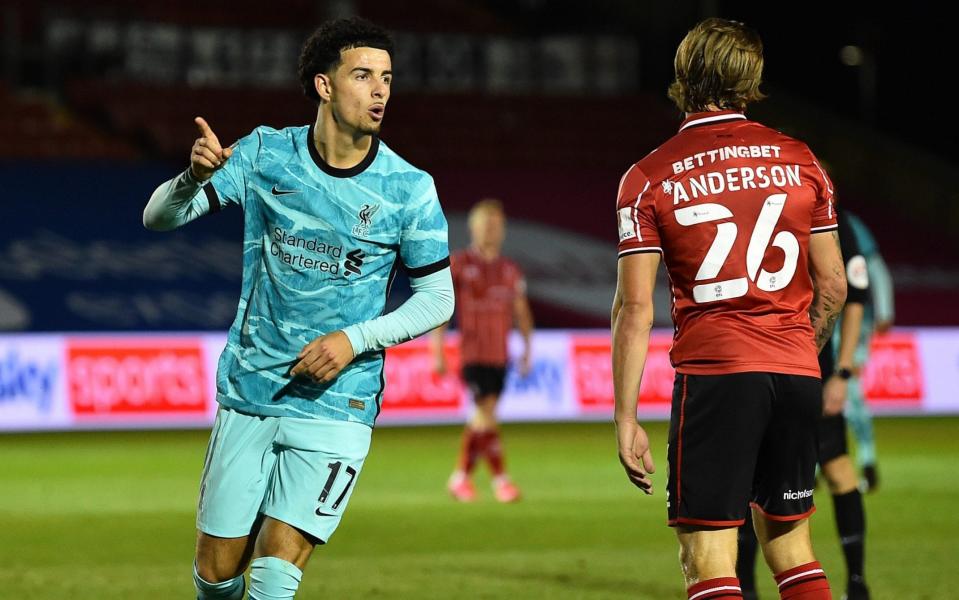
[483,429,505,476]
[456,427,484,474]
[775,561,831,599]
[687,577,743,599]
[456,427,507,477]
[685,562,828,599]
[685,564,829,600]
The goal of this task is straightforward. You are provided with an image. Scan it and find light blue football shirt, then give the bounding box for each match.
[193,124,449,426]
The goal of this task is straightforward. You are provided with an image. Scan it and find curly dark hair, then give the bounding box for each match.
[297,17,394,103]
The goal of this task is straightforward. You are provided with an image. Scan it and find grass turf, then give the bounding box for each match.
[1,417,956,599]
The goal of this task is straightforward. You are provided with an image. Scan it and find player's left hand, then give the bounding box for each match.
[290,331,355,383]
[822,374,848,416]
[615,419,656,495]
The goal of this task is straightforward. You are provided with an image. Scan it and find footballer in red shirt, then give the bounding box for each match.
[611,18,846,600]
[431,199,534,502]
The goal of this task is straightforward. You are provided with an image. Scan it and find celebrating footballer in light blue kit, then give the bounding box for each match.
[201,123,449,425]
[189,123,449,541]
[143,17,454,600]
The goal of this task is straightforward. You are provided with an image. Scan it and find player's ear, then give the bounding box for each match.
[315,73,333,102]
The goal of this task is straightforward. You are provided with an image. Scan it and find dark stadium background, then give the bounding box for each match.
[1,2,957,599]
[1,0,955,331]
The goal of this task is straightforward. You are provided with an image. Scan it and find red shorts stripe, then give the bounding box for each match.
[750,502,817,522]
[676,375,688,514]
[668,516,747,528]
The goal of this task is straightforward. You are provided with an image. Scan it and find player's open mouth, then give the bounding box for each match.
[368,105,385,121]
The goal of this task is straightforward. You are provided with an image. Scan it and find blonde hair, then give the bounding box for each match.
[667,18,767,113]
[468,198,505,228]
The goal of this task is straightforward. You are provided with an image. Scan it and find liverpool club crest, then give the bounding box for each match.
[352,203,380,236]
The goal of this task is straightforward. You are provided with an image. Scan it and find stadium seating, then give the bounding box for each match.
[1,0,954,327]
[0,83,137,159]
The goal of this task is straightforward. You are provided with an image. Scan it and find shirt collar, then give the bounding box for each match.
[679,109,747,132]
[307,122,379,178]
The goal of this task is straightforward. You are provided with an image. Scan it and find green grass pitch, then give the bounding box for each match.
[1,417,956,599]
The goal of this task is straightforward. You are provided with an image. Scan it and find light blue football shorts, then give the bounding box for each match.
[196,406,372,543]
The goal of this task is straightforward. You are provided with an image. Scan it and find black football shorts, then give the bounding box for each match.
[666,372,822,527]
[461,363,507,399]
[816,413,849,465]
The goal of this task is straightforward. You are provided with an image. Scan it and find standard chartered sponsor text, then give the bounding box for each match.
[270,227,343,273]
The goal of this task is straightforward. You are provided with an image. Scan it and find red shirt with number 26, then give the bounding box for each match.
[616,110,838,377]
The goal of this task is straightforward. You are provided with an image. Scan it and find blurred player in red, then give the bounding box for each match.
[612,18,846,600]
[431,199,534,503]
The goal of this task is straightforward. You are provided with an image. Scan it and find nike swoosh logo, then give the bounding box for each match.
[315,509,337,517]
[271,185,298,195]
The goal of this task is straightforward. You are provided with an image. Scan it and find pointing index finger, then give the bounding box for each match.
[194,116,218,142]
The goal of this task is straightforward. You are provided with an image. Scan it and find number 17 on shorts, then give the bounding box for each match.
[197,408,372,544]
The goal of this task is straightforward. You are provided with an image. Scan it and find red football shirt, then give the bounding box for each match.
[616,110,838,377]
[450,249,525,367]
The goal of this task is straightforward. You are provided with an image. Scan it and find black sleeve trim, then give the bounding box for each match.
[846,288,869,305]
[618,247,663,259]
[203,183,221,214]
[404,256,450,278]
[810,225,839,233]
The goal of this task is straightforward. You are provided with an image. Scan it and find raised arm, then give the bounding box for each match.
[143,117,234,231]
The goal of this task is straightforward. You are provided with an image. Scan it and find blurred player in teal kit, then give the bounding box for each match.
[143,18,453,599]
[842,211,895,490]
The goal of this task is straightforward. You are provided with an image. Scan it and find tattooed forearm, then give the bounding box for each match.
[812,297,841,350]
[810,287,843,350]
[808,231,847,352]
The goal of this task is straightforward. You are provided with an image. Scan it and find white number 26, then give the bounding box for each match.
[675,193,798,304]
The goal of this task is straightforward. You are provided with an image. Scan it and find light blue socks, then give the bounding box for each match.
[248,556,303,600]
[194,563,245,600]
[845,375,877,466]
